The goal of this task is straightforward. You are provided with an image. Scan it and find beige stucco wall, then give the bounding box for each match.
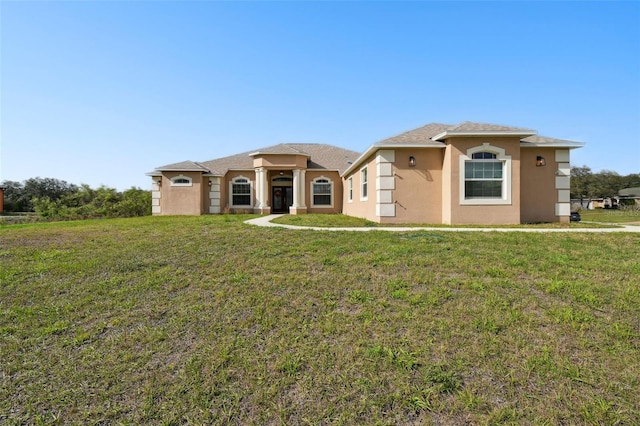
[160,172,206,215]
[342,155,377,221]
[445,137,522,225]
[306,170,343,214]
[379,148,444,224]
[520,148,561,223]
[222,170,256,213]
[253,154,308,169]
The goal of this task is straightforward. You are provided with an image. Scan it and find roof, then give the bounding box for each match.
[150,122,585,178]
[619,187,640,197]
[248,144,311,157]
[431,121,536,141]
[375,123,452,146]
[342,121,584,176]
[153,161,210,172]
[152,143,361,176]
[520,135,586,148]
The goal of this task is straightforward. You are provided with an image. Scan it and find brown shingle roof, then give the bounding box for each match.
[154,161,210,172]
[450,121,536,133]
[521,135,578,144]
[155,143,361,176]
[375,123,452,145]
[248,144,310,156]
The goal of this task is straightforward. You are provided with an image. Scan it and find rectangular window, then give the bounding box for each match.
[232,180,251,206]
[348,177,353,202]
[464,161,503,199]
[312,178,332,206]
[360,167,368,200]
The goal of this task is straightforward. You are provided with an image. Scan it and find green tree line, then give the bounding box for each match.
[571,166,640,208]
[1,177,151,219]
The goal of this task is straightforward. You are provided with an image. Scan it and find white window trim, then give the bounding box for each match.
[360,166,368,201]
[310,176,333,208]
[170,174,193,187]
[459,143,512,205]
[229,175,253,208]
[347,176,353,203]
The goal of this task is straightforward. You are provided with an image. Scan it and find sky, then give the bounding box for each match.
[1,1,639,191]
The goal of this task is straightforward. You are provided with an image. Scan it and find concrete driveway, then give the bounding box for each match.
[245,215,640,233]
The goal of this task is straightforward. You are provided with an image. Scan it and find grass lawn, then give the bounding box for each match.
[579,209,640,224]
[1,215,639,424]
[272,214,615,228]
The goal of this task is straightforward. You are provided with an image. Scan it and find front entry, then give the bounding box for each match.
[272,186,293,213]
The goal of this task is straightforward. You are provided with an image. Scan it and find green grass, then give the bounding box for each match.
[580,208,640,223]
[272,213,615,228]
[1,215,639,424]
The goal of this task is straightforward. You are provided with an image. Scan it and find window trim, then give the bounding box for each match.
[170,175,193,187]
[229,175,253,208]
[347,176,353,203]
[459,143,511,205]
[360,166,368,201]
[310,176,333,208]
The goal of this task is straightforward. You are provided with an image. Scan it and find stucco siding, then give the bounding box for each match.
[160,172,205,215]
[223,170,256,213]
[446,137,521,225]
[342,156,377,221]
[520,148,559,223]
[379,148,444,224]
[306,170,342,214]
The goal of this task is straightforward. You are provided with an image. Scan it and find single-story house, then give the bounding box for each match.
[147,121,584,224]
[619,187,640,208]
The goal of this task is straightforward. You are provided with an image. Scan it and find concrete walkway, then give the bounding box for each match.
[245,214,640,233]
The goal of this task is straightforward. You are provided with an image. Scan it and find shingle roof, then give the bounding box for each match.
[375,123,452,145]
[521,135,580,145]
[154,161,210,172]
[154,143,361,176]
[449,121,535,133]
[248,144,311,156]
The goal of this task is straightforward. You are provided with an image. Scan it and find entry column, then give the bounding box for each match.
[290,169,307,214]
[254,168,269,214]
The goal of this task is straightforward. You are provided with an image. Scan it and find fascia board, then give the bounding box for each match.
[340,143,444,177]
[520,141,586,149]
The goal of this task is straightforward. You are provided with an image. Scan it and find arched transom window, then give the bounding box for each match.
[170,175,193,187]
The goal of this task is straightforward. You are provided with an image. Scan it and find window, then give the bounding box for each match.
[230,177,252,207]
[311,177,332,207]
[460,144,511,205]
[348,177,353,202]
[465,152,502,198]
[170,175,192,186]
[360,167,368,200]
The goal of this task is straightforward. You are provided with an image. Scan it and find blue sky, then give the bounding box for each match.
[2,1,639,190]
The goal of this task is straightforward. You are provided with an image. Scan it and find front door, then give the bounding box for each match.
[272,186,293,213]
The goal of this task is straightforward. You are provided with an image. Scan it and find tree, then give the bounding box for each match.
[1,177,78,212]
[0,180,26,212]
[570,166,594,208]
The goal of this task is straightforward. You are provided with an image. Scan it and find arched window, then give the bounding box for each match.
[230,176,252,207]
[311,176,333,207]
[460,144,511,205]
[170,175,192,187]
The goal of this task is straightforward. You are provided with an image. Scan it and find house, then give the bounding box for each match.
[147,122,585,224]
[619,187,640,209]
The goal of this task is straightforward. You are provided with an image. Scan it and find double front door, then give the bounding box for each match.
[272,186,293,213]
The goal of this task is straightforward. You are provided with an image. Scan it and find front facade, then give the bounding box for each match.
[148,122,584,224]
